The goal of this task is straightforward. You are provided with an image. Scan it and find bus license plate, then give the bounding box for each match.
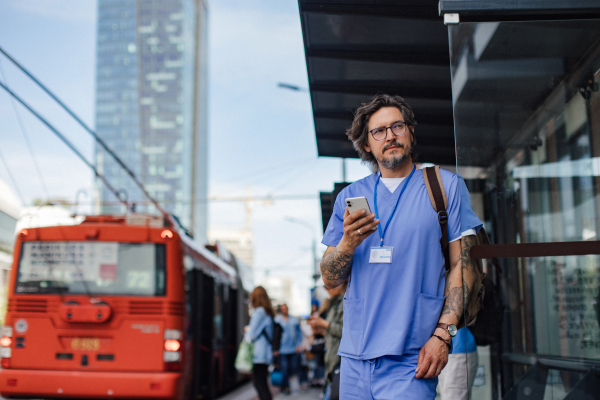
[71,338,101,351]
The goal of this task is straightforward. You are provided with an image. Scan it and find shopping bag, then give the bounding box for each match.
[234,339,253,374]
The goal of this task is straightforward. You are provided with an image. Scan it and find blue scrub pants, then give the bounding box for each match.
[340,355,437,400]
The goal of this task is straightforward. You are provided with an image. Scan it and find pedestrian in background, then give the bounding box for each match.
[247,286,275,400]
[310,299,329,386]
[308,279,347,400]
[275,303,303,394]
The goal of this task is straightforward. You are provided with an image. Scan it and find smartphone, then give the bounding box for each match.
[345,196,377,230]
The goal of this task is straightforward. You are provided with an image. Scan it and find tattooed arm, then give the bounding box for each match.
[460,234,478,309]
[321,247,354,288]
[320,206,380,289]
[438,239,464,330]
[415,239,462,379]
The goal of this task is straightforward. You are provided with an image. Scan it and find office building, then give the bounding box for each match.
[95,0,208,243]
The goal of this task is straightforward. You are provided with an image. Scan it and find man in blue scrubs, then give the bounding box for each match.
[320,94,476,399]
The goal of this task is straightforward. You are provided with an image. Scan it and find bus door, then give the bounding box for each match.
[187,269,214,399]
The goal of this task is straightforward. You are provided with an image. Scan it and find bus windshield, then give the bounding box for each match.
[15,242,166,296]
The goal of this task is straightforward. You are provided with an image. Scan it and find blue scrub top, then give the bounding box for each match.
[322,169,461,360]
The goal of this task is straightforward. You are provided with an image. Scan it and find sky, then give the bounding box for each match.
[0,0,373,314]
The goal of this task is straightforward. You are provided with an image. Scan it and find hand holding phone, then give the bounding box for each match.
[345,197,377,231]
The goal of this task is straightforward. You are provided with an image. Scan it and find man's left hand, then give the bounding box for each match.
[415,336,449,379]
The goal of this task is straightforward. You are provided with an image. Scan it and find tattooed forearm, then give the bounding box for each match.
[441,286,464,318]
[461,235,478,273]
[320,248,353,288]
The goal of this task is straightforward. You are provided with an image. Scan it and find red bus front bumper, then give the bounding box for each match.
[0,369,182,399]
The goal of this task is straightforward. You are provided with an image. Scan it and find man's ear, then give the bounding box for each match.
[364,143,371,153]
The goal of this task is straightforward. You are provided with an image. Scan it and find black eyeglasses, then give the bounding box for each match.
[369,121,409,141]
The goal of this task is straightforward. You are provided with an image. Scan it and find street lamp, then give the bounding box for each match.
[277,82,308,92]
[284,217,320,287]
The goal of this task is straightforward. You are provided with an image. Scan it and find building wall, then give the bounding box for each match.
[95,0,208,241]
[208,228,254,269]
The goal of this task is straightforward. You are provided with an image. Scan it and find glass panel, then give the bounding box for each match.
[449,18,600,398]
[16,241,166,296]
[543,369,586,400]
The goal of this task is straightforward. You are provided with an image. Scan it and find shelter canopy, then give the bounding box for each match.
[299,0,456,166]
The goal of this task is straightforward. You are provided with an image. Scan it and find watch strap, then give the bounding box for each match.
[436,323,450,330]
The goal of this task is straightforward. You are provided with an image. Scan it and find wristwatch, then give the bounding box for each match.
[436,323,457,337]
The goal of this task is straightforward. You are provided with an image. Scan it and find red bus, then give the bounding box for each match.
[0,215,250,399]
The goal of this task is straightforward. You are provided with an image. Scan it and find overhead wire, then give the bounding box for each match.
[0,80,128,209]
[35,193,319,207]
[223,155,315,186]
[0,46,168,220]
[0,60,50,199]
[266,160,325,195]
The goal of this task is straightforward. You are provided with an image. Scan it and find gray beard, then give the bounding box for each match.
[377,147,411,170]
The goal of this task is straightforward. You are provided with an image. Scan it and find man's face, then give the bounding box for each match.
[280,304,288,316]
[364,107,413,171]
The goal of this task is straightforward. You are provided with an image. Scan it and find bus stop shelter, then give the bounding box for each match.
[300,1,600,399]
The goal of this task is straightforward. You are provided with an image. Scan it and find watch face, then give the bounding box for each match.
[448,324,458,337]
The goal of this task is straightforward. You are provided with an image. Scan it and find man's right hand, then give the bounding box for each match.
[338,207,379,253]
[321,207,378,288]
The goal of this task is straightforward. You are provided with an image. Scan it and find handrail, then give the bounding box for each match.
[471,241,600,259]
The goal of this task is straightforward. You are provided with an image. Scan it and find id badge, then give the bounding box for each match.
[369,246,393,263]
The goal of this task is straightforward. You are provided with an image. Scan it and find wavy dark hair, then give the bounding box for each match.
[346,94,418,172]
[250,286,275,317]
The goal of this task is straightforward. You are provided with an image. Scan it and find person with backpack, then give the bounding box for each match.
[247,286,275,400]
[275,303,304,394]
[320,94,481,399]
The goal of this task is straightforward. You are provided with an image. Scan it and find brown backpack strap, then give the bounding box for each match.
[423,166,450,272]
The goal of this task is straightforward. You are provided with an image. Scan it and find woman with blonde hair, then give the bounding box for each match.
[247,286,275,400]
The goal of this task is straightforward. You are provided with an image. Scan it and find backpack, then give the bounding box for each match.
[422,166,503,335]
[261,317,283,353]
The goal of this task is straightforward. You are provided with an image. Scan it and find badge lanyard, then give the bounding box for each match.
[373,164,416,247]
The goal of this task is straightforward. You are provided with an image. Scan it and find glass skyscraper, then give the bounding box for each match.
[95,0,208,243]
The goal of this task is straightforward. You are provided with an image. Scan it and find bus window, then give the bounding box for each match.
[15,242,166,296]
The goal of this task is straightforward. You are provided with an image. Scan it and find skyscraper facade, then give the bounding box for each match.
[95,0,208,243]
